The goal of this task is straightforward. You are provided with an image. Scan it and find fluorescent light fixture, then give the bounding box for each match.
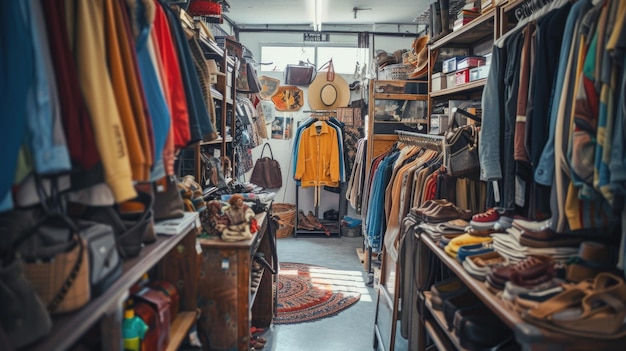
[313,0,322,31]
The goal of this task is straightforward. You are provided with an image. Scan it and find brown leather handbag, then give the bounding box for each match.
[249,143,283,189]
[134,287,171,351]
[153,176,185,222]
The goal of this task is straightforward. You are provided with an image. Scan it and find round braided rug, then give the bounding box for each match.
[275,262,361,325]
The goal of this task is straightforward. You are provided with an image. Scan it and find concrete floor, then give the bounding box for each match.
[256,234,379,351]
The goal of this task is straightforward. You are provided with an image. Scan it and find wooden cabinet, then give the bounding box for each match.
[24,218,202,351]
[197,212,276,351]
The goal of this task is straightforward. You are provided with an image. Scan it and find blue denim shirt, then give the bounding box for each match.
[479,45,505,181]
[366,151,399,252]
[0,1,34,212]
[26,0,71,175]
[534,0,592,185]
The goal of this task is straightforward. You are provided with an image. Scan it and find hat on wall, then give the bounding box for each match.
[409,35,438,79]
[258,75,280,100]
[272,86,304,111]
[307,74,350,110]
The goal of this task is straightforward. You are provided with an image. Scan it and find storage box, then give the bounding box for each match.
[431,72,447,92]
[470,65,490,81]
[457,56,486,70]
[456,68,471,85]
[442,56,467,74]
[446,73,457,89]
[429,114,449,135]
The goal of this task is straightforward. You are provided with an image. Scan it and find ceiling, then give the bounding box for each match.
[219,0,434,33]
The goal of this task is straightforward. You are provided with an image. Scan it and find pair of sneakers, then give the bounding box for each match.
[470,208,513,230]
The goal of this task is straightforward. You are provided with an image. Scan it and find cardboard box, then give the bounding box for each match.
[431,72,447,92]
[446,73,457,89]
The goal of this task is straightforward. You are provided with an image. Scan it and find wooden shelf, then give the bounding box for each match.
[421,234,626,349]
[166,311,198,351]
[26,226,198,351]
[373,118,429,124]
[373,93,429,101]
[423,292,468,351]
[430,8,496,50]
[429,79,487,98]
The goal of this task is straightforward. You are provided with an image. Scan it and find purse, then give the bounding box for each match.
[249,143,283,189]
[284,61,317,86]
[153,175,185,222]
[444,123,480,180]
[79,222,121,297]
[17,216,91,314]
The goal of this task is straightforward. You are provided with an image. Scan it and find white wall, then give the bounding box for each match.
[239,30,417,214]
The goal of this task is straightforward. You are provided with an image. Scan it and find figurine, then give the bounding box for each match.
[220,194,257,241]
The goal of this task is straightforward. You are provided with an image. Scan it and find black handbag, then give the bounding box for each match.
[249,143,283,189]
[284,61,317,86]
[444,124,479,179]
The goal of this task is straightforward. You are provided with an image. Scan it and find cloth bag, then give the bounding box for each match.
[249,143,283,189]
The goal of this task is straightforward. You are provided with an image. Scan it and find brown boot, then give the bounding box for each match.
[306,211,323,229]
[297,210,315,230]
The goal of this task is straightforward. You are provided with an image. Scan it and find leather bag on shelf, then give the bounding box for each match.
[79,222,121,297]
[283,61,317,86]
[444,124,480,180]
[249,143,283,189]
[153,175,185,222]
[134,287,171,351]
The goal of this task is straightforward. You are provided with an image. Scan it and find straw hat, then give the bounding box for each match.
[307,74,350,110]
[207,59,225,84]
[409,35,438,79]
[272,86,304,111]
[258,76,280,100]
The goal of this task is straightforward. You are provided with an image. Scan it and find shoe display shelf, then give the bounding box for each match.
[417,234,626,351]
[293,183,343,238]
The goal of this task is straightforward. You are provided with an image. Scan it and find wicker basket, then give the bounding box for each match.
[380,63,414,80]
[273,203,296,238]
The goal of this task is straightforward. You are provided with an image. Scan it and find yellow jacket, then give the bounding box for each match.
[295,122,340,187]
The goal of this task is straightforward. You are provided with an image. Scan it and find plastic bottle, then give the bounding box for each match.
[122,308,148,351]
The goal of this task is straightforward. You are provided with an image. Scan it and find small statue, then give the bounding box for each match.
[220,194,257,241]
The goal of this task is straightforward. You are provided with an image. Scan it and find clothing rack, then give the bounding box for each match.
[395,130,444,152]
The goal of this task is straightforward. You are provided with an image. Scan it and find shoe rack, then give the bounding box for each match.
[293,183,343,237]
[197,211,277,351]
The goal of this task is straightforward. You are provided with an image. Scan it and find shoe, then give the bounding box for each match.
[423,205,473,223]
[412,199,452,217]
[470,208,500,230]
[490,255,555,286]
[297,210,315,230]
[252,336,267,344]
[306,211,323,229]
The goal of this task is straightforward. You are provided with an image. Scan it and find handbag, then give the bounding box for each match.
[153,175,185,222]
[444,123,480,180]
[16,214,91,314]
[249,143,283,189]
[79,222,121,297]
[284,61,317,86]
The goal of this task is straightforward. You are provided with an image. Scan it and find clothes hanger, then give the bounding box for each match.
[496,0,570,48]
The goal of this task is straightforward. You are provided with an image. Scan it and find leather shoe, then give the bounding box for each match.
[431,277,468,310]
[423,205,473,223]
[491,255,554,282]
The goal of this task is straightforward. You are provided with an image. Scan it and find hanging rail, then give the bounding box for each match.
[395,130,444,152]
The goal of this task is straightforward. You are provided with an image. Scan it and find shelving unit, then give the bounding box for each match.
[24,221,201,351]
[180,17,238,184]
[419,234,626,350]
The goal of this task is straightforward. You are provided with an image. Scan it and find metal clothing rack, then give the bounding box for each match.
[395,130,445,151]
